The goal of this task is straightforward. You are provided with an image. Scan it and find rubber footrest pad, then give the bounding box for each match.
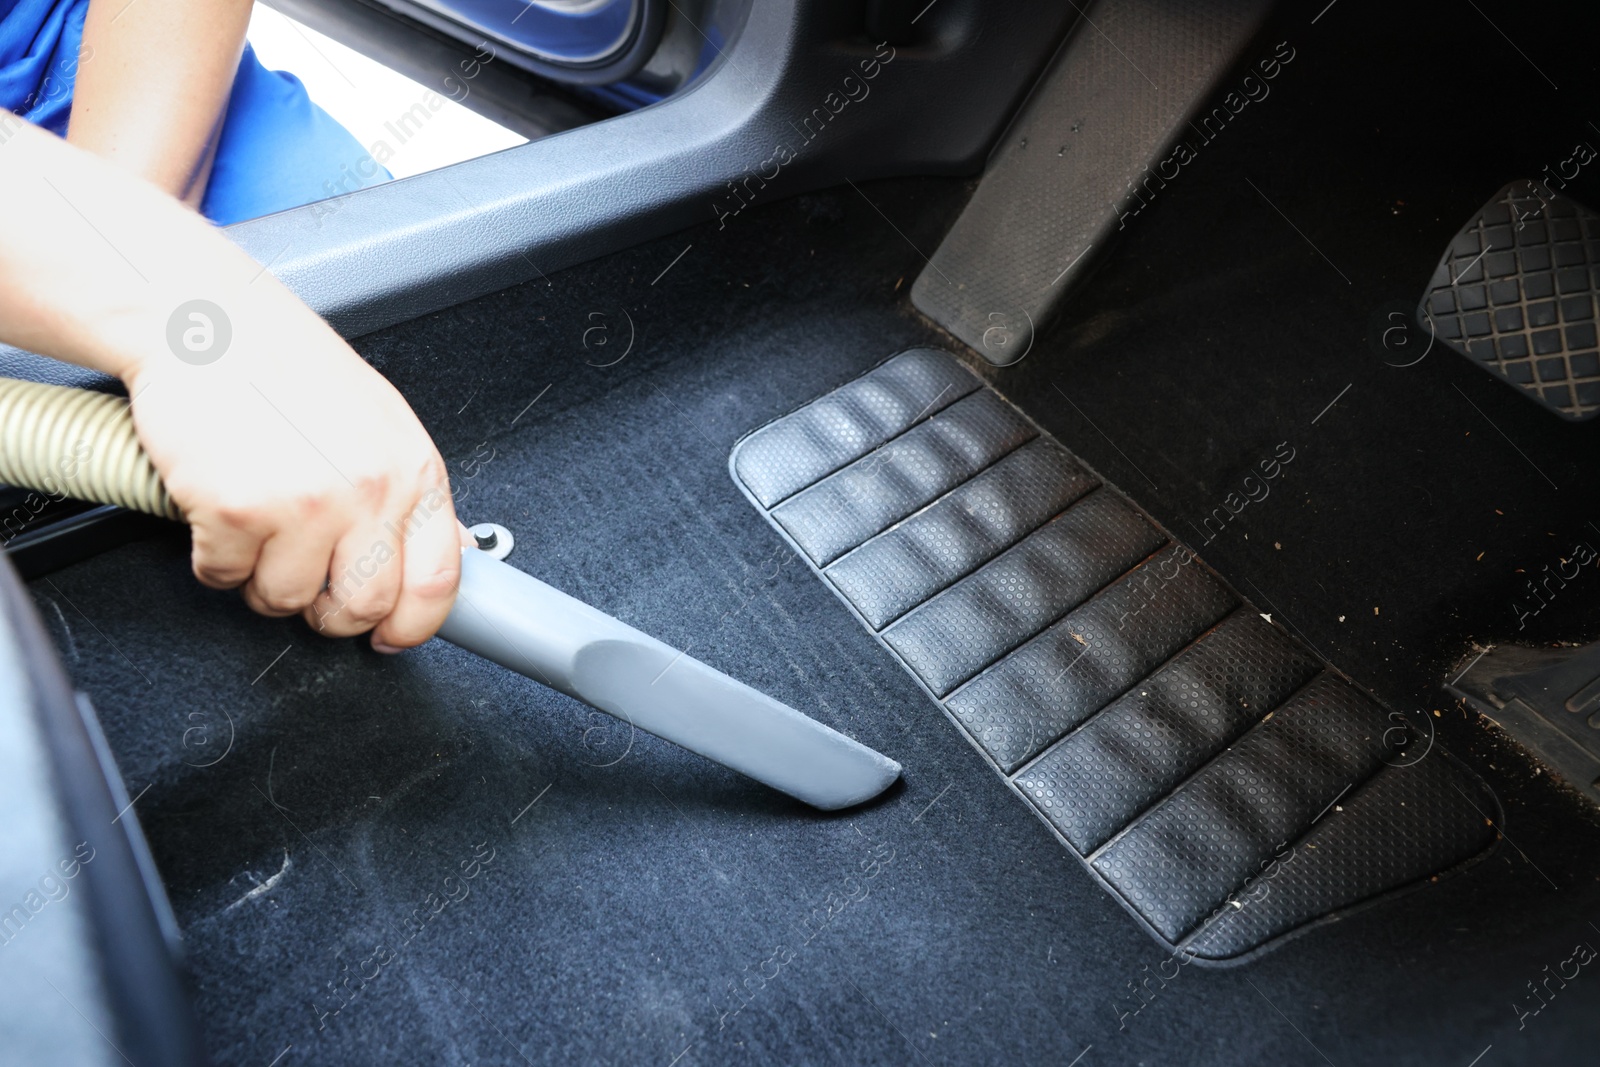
[910,0,1273,363]
[730,349,1498,959]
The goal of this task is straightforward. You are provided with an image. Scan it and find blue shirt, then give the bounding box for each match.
[1,0,389,224]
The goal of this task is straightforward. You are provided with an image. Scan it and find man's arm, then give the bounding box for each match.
[68,0,254,206]
[0,117,463,649]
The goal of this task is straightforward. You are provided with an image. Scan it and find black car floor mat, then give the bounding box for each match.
[731,348,1499,960]
[25,0,1600,1049]
[25,156,1600,1064]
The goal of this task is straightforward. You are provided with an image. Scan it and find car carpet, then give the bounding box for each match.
[26,0,1600,1058]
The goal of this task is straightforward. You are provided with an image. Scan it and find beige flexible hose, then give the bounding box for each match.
[0,377,179,521]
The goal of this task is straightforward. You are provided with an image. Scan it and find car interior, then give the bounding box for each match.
[2,0,1599,1063]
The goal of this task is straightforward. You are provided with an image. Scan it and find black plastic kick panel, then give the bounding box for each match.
[731,349,1499,960]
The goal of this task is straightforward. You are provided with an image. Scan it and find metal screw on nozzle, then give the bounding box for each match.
[467,522,514,561]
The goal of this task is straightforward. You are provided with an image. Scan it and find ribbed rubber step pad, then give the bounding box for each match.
[1090,672,1394,941]
[732,347,979,507]
[772,389,1037,566]
[884,489,1166,699]
[825,438,1099,630]
[1183,753,1500,959]
[730,349,1499,959]
[947,543,1237,772]
[1419,179,1600,420]
[1016,608,1321,853]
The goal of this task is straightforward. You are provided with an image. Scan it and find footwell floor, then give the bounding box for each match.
[30,199,1600,1063]
[24,0,1600,1059]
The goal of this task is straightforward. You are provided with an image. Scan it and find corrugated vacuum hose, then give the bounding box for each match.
[0,377,178,520]
[0,377,900,810]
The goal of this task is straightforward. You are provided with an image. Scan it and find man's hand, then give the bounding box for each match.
[0,119,464,650]
[126,327,464,650]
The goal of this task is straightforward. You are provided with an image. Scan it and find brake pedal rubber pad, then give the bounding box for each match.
[1419,179,1600,421]
[732,348,1500,961]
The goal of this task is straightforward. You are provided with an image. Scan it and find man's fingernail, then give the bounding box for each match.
[371,639,404,654]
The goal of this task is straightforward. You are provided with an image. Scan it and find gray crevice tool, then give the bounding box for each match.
[440,548,901,809]
[0,376,902,811]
